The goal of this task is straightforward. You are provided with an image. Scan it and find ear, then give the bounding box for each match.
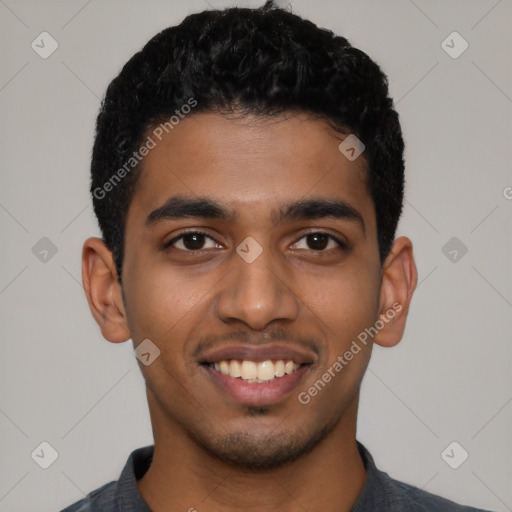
[373,236,417,348]
[81,237,131,343]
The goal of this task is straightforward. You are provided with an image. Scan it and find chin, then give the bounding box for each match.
[190,419,337,470]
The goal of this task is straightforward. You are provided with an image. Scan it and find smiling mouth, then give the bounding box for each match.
[205,359,302,383]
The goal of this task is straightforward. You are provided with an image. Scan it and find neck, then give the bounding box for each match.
[138,393,366,512]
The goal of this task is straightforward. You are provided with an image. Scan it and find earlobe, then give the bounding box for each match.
[373,236,418,348]
[81,237,131,343]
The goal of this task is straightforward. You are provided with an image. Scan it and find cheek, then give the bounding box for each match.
[122,259,202,344]
[123,269,208,394]
[304,264,380,337]
[298,262,380,401]
[297,273,377,414]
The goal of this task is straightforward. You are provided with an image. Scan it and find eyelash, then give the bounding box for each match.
[164,230,348,253]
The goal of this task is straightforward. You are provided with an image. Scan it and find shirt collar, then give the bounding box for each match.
[114,445,153,512]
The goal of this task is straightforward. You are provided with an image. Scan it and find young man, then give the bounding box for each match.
[63,2,493,511]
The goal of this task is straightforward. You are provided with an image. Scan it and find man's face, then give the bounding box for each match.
[121,112,382,468]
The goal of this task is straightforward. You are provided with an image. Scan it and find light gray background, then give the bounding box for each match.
[0,0,511,511]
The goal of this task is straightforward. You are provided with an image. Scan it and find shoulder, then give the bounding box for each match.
[354,441,495,512]
[384,476,493,512]
[58,445,154,512]
[59,481,117,512]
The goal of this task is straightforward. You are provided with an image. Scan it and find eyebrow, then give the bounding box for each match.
[145,195,365,232]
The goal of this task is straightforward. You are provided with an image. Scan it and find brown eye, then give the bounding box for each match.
[306,233,329,250]
[293,232,347,252]
[166,232,219,251]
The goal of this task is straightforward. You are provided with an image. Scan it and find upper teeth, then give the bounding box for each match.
[212,360,300,382]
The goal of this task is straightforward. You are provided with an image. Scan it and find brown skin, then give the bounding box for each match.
[82,112,417,512]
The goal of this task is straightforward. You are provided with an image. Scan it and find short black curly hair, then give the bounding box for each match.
[91,1,405,283]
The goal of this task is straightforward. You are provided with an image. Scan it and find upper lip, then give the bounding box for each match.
[199,344,316,365]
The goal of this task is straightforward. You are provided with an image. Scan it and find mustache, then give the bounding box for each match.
[191,325,320,359]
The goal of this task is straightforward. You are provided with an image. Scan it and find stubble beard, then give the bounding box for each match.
[185,405,342,471]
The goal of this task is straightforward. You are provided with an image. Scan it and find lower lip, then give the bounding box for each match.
[203,364,310,406]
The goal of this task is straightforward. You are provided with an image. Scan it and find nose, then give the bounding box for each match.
[215,240,300,330]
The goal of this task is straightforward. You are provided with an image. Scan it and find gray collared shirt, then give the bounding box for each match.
[60,442,494,511]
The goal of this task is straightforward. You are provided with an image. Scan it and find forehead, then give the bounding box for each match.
[126,112,375,232]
